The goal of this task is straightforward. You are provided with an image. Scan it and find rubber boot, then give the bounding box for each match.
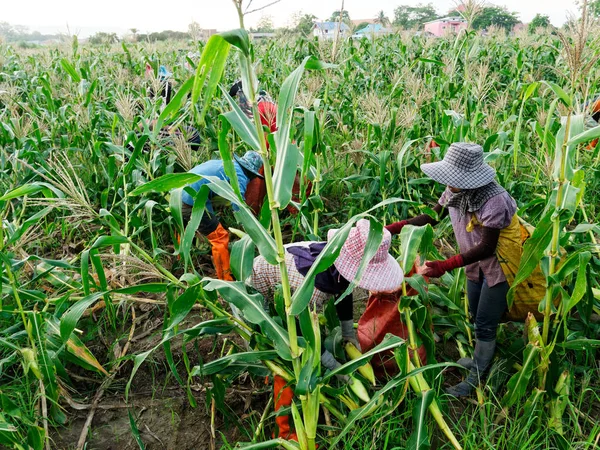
[273,375,298,441]
[446,340,496,398]
[456,357,474,370]
[206,224,233,281]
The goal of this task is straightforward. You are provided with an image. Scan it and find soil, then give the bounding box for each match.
[49,305,269,450]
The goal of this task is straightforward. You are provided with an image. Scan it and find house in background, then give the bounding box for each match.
[512,22,527,33]
[250,32,276,40]
[353,23,392,39]
[313,22,350,39]
[200,29,217,41]
[423,16,467,37]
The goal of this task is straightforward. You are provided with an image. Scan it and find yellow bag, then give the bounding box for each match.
[468,215,547,321]
[496,216,547,321]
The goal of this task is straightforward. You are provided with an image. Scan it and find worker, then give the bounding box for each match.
[386,142,525,397]
[144,63,201,150]
[229,80,311,217]
[250,218,404,439]
[182,151,264,280]
[585,97,600,150]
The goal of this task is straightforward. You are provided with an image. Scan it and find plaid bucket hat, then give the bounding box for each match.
[420,142,495,190]
[327,219,404,293]
[234,151,264,179]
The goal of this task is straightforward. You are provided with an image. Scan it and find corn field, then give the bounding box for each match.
[1,5,600,450]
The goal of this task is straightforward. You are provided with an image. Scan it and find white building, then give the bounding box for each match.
[313,22,350,39]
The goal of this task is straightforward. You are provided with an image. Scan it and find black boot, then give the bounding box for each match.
[446,340,496,397]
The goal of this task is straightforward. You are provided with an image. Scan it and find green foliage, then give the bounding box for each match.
[295,14,317,36]
[472,6,520,31]
[393,3,439,29]
[529,14,552,33]
[329,10,351,23]
[88,32,120,45]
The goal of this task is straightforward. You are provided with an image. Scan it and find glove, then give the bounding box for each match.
[423,255,464,278]
[341,320,361,351]
[385,220,409,235]
[321,350,349,382]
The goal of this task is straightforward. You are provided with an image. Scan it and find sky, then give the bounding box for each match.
[3,0,581,38]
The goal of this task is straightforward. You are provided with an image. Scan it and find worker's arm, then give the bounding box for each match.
[421,227,501,278]
[386,203,447,235]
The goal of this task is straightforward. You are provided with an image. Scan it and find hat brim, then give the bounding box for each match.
[421,160,496,189]
[327,229,404,292]
[234,154,264,179]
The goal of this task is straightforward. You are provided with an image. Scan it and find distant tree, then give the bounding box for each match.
[253,15,275,32]
[295,14,317,36]
[129,28,138,41]
[329,10,351,23]
[0,22,16,40]
[393,3,439,29]
[88,32,119,45]
[578,0,600,16]
[375,10,390,26]
[354,22,371,32]
[472,6,519,31]
[188,21,201,41]
[528,14,551,33]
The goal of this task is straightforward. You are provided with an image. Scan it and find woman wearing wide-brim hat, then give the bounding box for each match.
[386,142,519,397]
[249,219,404,440]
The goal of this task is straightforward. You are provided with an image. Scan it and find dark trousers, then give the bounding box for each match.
[467,274,508,342]
[181,203,220,235]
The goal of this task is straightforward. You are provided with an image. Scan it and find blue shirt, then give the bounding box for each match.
[181,159,250,213]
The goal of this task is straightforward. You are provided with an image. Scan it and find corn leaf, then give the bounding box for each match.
[329,362,456,448]
[165,285,200,332]
[272,56,327,208]
[203,280,291,361]
[567,124,600,146]
[406,389,435,450]
[192,34,231,124]
[502,344,541,407]
[230,234,256,282]
[221,87,261,151]
[564,251,591,313]
[218,116,241,199]
[398,224,433,273]
[180,186,210,269]
[220,29,250,56]
[322,334,405,382]
[130,173,202,196]
[553,114,584,182]
[191,350,277,376]
[60,292,106,342]
[155,77,195,132]
[60,58,81,83]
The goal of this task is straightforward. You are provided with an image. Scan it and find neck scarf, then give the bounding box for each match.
[446,181,506,216]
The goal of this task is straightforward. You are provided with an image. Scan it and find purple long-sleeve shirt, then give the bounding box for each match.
[439,188,517,287]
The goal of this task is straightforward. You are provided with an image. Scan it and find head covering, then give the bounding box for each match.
[234,151,264,179]
[327,219,404,293]
[158,65,172,80]
[421,142,495,190]
[444,181,506,216]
